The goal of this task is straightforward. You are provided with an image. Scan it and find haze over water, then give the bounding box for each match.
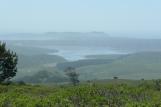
[46,45,127,61]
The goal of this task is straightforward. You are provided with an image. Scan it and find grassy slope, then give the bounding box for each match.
[16,54,67,79]
[57,59,114,70]
[77,52,161,80]
[85,54,125,59]
[18,54,66,68]
[7,43,67,82]
[56,54,125,70]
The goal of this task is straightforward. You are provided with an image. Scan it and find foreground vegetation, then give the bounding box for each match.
[0,80,161,107]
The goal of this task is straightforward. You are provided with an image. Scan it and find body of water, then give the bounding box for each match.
[46,45,128,61]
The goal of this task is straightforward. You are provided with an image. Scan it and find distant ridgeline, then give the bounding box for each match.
[3,32,161,51]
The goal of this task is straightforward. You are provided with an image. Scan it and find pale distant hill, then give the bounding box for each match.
[3,32,161,52]
[1,32,108,40]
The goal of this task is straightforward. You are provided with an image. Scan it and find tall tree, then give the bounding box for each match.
[0,42,18,82]
[64,67,79,86]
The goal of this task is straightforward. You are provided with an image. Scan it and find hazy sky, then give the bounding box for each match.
[0,0,161,38]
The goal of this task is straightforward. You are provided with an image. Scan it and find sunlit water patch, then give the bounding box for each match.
[47,45,128,61]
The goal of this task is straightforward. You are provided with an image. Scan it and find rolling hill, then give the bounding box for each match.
[55,52,161,80]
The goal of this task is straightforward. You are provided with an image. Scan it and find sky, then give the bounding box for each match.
[0,0,161,38]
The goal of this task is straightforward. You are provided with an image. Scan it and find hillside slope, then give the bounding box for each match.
[77,52,161,80]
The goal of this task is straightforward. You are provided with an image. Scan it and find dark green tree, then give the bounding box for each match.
[64,67,79,86]
[0,42,18,82]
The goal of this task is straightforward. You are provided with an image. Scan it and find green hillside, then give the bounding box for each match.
[76,52,161,80]
[85,54,125,59]
[18,54,66,68]
[57,59,115,70]
[15,54,67,80]
[16,51,161,82]
[56,54,125,70]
